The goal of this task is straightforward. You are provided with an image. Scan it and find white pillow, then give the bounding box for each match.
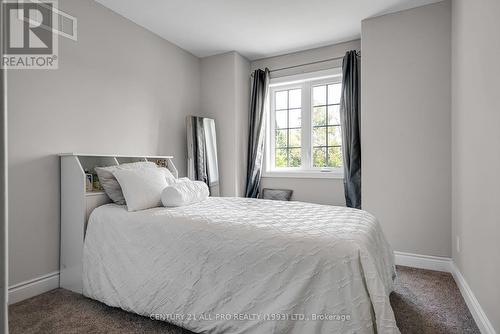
[112,168,168,211]
[175,177,190,183]
[161,180,209,207]
[95,162,157,205]
[159,167,177,185]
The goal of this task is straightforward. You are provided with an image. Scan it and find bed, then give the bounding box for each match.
[83,197,400,334]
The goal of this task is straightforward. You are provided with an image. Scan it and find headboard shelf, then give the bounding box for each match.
[59,153,177,294]
[59,153,174,159]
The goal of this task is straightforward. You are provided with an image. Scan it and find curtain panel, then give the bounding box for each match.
[340,51,361,208]
[245,68,270,198]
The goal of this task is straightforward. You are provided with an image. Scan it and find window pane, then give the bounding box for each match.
[275,91,287,110]
[275,109,287,129]
[312,106,326,126]
[328,83,341,104]
[327,105,340,125]
[275,149,287,167]
[328,126,342,146]
[288,89,301,109]
[313,147,326,167]
[288,108,301,128]
[327,147,343,168]
[289,128,301,147]
[313,85,326,106]
[275,129,287,148]
[313,127,326,147]
[289,148,301,167]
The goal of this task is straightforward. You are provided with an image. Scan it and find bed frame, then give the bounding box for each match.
[59,153,178,294]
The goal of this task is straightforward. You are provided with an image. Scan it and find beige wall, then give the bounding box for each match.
[361,1,452,257]
[451,0,500,331]
[252,40,361,206]
[7,0,201,285]
[235,54,251,196]
[200,52,250,197]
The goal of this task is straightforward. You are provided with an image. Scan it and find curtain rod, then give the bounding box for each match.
[251,51,360,77]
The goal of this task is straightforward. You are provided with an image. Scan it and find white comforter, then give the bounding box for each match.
[83,197,400,334]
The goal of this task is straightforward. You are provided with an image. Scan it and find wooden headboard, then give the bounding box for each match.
[59,153,178,294]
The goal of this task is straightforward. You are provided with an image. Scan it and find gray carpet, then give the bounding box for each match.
[9,266,479,334]
[390,266,479,333]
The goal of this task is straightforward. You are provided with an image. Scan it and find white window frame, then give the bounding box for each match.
[263,68,344,179]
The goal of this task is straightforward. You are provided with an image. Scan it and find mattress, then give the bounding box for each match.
[83,197,400,334]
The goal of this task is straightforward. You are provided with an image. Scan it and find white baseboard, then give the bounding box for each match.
[451,263,497,334]
[394,251,453,272]
[394,251,496,334]
[8,271,59,305]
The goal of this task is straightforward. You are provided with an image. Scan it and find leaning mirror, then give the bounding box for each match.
[186,116,220,196]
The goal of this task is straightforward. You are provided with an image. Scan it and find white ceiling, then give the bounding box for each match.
[95,0,442,60]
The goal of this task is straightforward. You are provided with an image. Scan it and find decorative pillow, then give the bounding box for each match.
[175,177,191,183]
[112,168,168,212]
[95,161,157,205]
[161,180,209,207]
[159,167,177,185]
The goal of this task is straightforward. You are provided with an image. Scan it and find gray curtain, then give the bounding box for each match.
[245,68,270,198]
[340,51,361,209]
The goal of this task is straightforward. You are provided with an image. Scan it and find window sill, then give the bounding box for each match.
[262,171,344,180]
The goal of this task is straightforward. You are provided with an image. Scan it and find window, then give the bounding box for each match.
[311,83,343,168]
[274,88,302,168]
[265,69,343,178]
